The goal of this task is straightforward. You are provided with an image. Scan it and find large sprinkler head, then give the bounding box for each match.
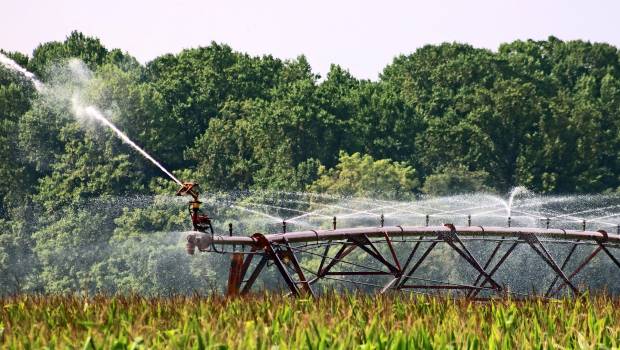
[176,182,200,202]
[177,182,214,235]
[177,182,202,213]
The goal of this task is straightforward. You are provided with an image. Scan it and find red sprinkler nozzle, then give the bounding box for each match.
[176,182,200,202]
[177,182,214,236]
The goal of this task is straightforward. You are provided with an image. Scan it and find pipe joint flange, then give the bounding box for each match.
[251,232,270,250]
[443,223,457,241]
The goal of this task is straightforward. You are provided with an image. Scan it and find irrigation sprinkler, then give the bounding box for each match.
[176,183,202,222]
[179,183,620,298]
[176,182,214,254]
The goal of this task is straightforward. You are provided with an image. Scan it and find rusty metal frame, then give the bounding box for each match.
[521,232,579,294]
[469,240,520,298]
[205,225,620,298]
[545,242,579,297]
[387,225,502,293]
[548,233,620,296]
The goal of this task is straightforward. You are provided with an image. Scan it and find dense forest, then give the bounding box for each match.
[1,31,620,295]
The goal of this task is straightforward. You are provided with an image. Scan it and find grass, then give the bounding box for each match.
[1,293,620,349]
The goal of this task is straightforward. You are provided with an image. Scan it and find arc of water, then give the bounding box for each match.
[447,202,512,214]
[378,196,538,219]
[0,53,182,186]
[472,208,548,224]
[283,200,383,221]
[278,191,391,207]
[288,198,372,210]
[547,204,620,221]
[0,53,43,91]
[507,204,620,227]
[286,211,327,222]
[240,201,335,223]
[231,205,283,222]
[339,202,426,218]
[405,202,471,217]
[369,207,427,218]
[243,202,316,215]
[506,186,530,216]
[499,197,572,213]
[281,194,524,222]
[549,214,617,227]
[586,211,620,222]
[287,213,337,223]
[506,209,547,220]
[278,199,346,222]
[80,106,182,185]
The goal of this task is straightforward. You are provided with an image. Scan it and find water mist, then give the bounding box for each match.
[0,53,181,185]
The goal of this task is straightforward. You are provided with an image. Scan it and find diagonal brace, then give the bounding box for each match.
[440,225,501,291]
[522,233,579,295]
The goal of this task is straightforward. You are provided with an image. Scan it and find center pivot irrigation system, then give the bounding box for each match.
[177,183,620,298]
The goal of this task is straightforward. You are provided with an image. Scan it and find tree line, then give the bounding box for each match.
[3,32,620,207]
[1,31,620,294]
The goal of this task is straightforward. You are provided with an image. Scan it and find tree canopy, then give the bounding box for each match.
[308,152,418,199]
[1,32,620,294]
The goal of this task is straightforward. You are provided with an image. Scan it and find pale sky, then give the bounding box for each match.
[1,0,619,80]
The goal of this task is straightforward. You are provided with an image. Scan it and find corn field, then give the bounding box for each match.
[1,293,619,349]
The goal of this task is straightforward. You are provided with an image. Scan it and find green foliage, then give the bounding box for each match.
[2,32,620,295]
[146,43,285,168]
[7,33,620,201]
[186,100,262,190]
[34,135,144,211]
[32,210,112,293]
[29,31,110,77]
[2,294,620,348]
[0,64,36,214]
[308,151,419,199]
[186,61,337,192]
[422,165,492,196]
[0,219,36,295]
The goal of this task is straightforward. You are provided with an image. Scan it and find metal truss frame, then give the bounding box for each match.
[189,224,620,298]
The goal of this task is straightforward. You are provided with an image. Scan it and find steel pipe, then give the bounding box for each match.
[187,225,620,251]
